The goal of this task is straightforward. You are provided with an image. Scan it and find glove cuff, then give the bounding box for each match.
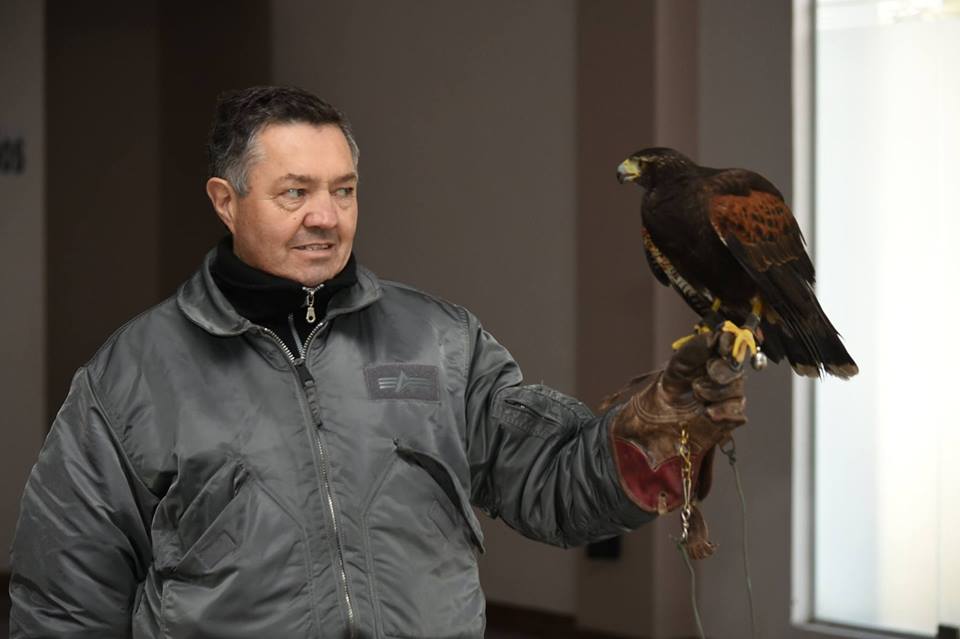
[611,431,715,515]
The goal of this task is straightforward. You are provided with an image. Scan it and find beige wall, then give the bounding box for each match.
[0,0,45,573]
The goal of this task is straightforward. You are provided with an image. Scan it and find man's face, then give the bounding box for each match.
[210,122,359,287]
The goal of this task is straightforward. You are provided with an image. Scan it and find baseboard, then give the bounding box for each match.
[485,601,636,638]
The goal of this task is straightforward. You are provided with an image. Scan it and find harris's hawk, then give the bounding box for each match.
[617,147,857,378]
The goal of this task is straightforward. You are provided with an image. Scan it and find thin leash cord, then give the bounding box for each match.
[721,440,758,639]
[677,542,707,639]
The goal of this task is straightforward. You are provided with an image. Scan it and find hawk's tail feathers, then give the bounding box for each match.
[758,267,858,379]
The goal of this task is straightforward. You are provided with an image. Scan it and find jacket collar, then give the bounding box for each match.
[177,248,383,337]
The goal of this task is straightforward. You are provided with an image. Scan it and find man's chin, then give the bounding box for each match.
[288,252,347,286]
[293,264,344,288]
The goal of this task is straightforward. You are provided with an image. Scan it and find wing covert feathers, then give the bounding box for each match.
[708,191,814,280]
[707,188,857,378]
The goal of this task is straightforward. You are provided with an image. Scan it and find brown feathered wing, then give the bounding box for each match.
[705,173,857,378]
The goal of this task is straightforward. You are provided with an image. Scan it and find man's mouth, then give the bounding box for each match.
[294,242,335,252]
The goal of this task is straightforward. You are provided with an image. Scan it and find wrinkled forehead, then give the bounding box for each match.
[249,122,356,182]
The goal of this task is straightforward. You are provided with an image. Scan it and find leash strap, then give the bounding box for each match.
[675,439,758,639]
[676,541,707,639]
[721,439,758,639]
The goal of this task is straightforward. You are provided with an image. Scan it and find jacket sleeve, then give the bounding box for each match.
[9,368,156,639]
[463,314,654,548]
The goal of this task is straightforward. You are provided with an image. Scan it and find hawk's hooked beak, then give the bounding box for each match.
[617,158,641,184]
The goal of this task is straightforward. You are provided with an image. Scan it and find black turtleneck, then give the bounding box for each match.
[210,236,358,358]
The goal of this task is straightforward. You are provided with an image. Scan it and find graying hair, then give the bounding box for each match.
[208,86,360,197]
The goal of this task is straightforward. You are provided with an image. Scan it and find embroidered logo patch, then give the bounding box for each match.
[364,364,439,401]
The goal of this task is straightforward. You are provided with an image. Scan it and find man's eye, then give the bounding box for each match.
[283,188,307,199]
[333,187,355,198]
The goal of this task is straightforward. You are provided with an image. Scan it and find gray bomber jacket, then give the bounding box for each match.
[10,251,652,639]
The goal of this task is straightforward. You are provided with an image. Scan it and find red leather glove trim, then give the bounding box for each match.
[613,437,685,514]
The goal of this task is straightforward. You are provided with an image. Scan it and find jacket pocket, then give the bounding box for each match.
[174,462,248,573]
[362,444,485,639]
[396,444,484,553]
[497,385,590,439]
[152,458,248,573]
[158,467,315,638]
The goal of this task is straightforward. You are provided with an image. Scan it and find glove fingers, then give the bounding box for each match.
[692,376,744,402]
[715,331,736,358]
[705,397,747,426]
[664,334,712,391]
[706,357,743,385]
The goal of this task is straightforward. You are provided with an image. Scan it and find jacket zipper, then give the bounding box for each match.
[287,314,305,356]
[303,284,324,324]
[259,323,357,637]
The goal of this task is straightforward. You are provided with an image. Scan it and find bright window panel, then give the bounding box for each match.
[814,1,960,635]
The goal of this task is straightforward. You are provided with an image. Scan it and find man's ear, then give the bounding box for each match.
[206,177,239,233]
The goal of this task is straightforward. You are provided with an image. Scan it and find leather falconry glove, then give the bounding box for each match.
[602,332,746,557]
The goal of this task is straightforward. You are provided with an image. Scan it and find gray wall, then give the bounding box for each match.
[0,0,45,574]
[46,2,162,420]
[45,1,273,421]
[696,1,798,637]
[574,2,693,636]
[695,3,849,638]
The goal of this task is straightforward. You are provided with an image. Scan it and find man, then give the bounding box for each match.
[9,86,746,638]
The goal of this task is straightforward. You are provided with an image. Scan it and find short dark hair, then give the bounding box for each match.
[207,86,359,196]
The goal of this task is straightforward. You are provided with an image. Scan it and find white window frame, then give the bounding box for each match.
[790,2,957,638]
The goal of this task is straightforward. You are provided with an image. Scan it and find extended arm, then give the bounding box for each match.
[464,317,652,548]
[464,315,745,550]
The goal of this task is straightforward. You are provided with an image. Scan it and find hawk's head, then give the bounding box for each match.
[617,147,694,189]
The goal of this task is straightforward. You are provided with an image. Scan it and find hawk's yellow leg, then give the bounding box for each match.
[720,297,765,364]
[672,297,765,367]
[720,321,757,364]
[670,324,713,350]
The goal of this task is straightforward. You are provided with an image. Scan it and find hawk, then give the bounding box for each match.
[617,147,857,378]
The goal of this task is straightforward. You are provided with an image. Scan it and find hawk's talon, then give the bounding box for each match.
[672,318,761,368]
[671,323,713,351]
[719,320,758,364]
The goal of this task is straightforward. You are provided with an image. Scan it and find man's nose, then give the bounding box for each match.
[302,192,338,228]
